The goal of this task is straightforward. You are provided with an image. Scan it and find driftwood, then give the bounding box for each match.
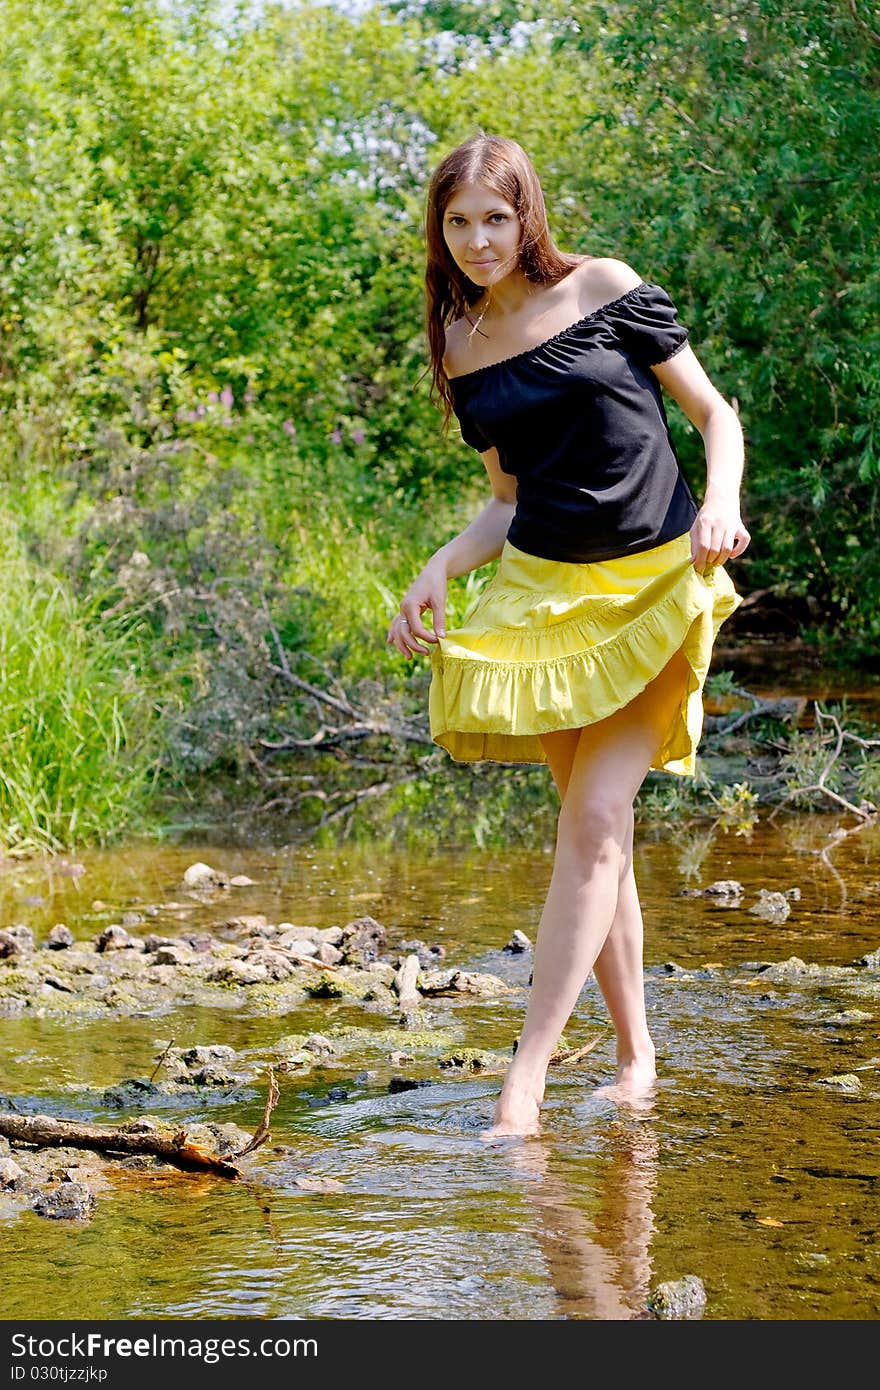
[768,705,879,823]
[0,1113,241,1178]
[230,1065,281,1160]
[0,1067,285,1178]
[394,952,423,1014]
[551,1031,610,1066]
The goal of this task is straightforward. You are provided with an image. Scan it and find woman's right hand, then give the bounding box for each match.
[386,557,448,658]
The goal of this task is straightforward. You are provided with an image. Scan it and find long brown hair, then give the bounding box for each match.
[424,135,582,428]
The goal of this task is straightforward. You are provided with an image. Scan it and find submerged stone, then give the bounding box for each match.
[33,1181,96,1222]
[647,1274,707,1320]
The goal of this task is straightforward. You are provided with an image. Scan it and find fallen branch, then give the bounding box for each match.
[0,1114,240,1178]
[551,1031,610,1066]
[768,705,877,822]
[231,1066,281,1159]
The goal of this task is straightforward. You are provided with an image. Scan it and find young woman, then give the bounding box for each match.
[386,135,749,1138]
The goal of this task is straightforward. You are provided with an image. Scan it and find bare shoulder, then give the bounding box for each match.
[571,256,643,312]
[443,316,477,379]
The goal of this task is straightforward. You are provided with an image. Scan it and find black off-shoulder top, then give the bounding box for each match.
[448,280,698,565]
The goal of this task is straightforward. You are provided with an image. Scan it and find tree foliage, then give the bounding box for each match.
[0,0,876,842]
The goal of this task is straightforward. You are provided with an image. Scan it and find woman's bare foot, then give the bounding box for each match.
[613,1051,656,1090]
[593,1048,656,1104]
[480,1073,544,1141]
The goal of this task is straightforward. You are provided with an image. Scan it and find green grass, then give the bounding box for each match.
[0,515,159,853]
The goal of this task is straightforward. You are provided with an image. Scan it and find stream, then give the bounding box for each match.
[1,810,879,1321]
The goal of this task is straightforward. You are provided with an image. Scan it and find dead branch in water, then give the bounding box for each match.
[231,1066,281,1159]
[551,1031,610,1066]
[768,706,878,823]
[0,1114,241,1178]
[0,1070,287,1178]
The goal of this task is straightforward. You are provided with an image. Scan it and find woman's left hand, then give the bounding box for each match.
[690,499,751,575]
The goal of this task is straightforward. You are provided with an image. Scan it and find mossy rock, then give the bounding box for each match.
[439,1047,506,1073]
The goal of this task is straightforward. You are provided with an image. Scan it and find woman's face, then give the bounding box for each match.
[442,181,522,288]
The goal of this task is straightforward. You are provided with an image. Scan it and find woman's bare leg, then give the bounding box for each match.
[482,653,688,1139]
[542,730,655,1089]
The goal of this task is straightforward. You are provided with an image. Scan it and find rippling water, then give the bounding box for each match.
[2,814,879,1321]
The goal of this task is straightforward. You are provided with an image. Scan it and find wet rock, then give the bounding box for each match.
[121,912,145,928]
[181,933,213,952]
[702,880,745,902]
[46,925,75,950]
[9,925,35,952]
[242,949,296,981]
[182,862,230,891]
[0,1156,25,1189]
[388,1076,435,1093]
[749,890,792,924]
[681,880,744,902]
[449,969,509,996]
[141,934,177,953]
[647,1274,707,1320]
[439,1048,502,1072]
[303,1034,336,1057]
[229,875,257,887]
[339,915,386,967]
[33,1181,96,1222]
[278,939,320,963]
[856,948,880,971]
[304,972,359,1000]
[208,960,269,986]
[0,931,22,959]
[176,1045,238,1083]
[822,1009,873,1027]
[504,929,532,953]
[757,956,822,983]
[96,925,133,952]
[816,1073,862,1093]
[42,974,74,994]
[399,939,447,968]
[182,1044,235,1063]
[388,1050,413,1066]
[0,997,28,1015]
[151,944,193,967]
[0,926,34,958]
[418,967,509,997]
[293,1174,345,1193]
[101,1078,163,1106]
[326,1086,348,1102]
[367,961,398,988]
[226,914,272,935]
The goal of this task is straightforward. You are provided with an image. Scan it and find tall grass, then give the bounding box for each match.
[0,517,158,853]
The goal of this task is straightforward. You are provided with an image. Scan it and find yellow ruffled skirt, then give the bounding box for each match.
[429,533,741,776]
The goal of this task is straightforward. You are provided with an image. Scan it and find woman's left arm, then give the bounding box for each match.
[652,345,751,574]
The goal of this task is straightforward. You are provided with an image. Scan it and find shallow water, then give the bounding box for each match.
[2,814,879,1321]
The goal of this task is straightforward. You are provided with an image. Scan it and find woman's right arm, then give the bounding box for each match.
[386,447,516,657]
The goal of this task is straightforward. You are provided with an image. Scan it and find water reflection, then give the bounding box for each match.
[510,1102,659,1320]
